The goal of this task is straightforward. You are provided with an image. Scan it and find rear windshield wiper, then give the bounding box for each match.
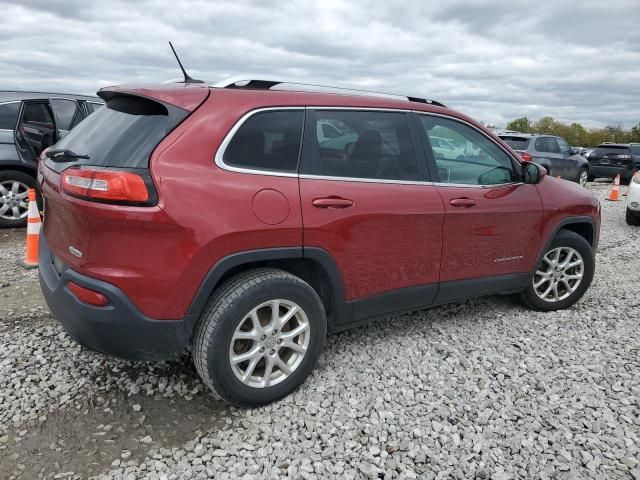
[45,149,90,162]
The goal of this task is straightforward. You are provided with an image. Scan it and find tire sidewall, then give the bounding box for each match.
[202,276,326,406]
[525,232,595,311]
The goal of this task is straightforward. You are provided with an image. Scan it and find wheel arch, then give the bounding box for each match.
[533,216,596,274]
[186,247,350,331]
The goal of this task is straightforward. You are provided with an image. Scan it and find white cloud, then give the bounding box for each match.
[0,0,638,128]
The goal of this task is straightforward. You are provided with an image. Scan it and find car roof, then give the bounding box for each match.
[0,90,100,103]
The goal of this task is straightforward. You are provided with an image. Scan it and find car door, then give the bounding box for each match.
[554,137,576,179]
[415,113,543,302]
[15,101,57,162]
[299,108,445,319]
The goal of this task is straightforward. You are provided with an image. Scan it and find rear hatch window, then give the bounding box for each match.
[590,145,632,165]
[45,95,184,173]
[499,136,530,150]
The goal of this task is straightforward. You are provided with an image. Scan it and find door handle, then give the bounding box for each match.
[312,197,354,209]
[449,197,478,208]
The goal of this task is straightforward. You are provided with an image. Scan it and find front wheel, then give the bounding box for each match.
[627,208,640,226]
[519,230,595,311]
[193,268,327,407]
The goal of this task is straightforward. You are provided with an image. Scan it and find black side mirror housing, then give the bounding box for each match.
[522,161,546,184]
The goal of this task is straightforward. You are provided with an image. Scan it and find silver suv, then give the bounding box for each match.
[498,133,590,186]
[0,91,102,227]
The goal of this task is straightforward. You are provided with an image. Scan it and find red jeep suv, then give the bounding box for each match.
[38,78,600,406]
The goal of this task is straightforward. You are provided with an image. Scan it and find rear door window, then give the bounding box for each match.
[0,102,20,130]
[303,110,419,181]
[85,102,104,114]
[222,110,304,173]
[535,138,547,152]
[48,95,174,173]
[22,103,54,126]
[50,98,81,131]
[544,137,560,154]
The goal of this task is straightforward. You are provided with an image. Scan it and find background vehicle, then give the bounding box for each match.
[626,172,640,226]
[587,143,640,184]
[498,133,590,186]
[38,79,600,407]
[0,91,102,227]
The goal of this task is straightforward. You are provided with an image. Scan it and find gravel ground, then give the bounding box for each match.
[0,182,639,480]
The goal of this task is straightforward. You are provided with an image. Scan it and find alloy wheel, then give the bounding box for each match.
[579,170,589,186]
[533,247,584,302]
[229,299,310,388]
[0,180,29,220]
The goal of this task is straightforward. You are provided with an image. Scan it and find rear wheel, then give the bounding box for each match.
[626,208,640,226]
[0,170,36,228]
[193,268,327,407]
[520,230,594,311]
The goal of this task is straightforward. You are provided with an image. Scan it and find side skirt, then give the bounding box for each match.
[330,273,530,334]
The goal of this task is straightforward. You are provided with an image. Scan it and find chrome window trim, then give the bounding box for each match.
[214,106,303,178]
[0,101,21,132]
[214,106,523,188]
[299,174,433,186]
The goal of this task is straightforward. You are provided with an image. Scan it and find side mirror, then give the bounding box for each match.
[570,147,580,155]
[522,161,546,184]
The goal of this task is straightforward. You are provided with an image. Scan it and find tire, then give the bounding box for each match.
[626,208,640,226]
[0,170,37,228]
[193,268,327,407]
[576,167,588,187]
[519,230,595,312]
[587,174,595,182]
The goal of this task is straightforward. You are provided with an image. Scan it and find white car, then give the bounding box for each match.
[627,172,640,226]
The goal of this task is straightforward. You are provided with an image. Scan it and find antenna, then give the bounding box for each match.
[168,42,204,84]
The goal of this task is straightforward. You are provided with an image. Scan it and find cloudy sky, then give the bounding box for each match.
[1,0,638,128]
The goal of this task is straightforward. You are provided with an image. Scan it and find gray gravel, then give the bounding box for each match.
[1,182,639,479]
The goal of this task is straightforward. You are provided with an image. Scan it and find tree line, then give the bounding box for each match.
[503,117,640,147]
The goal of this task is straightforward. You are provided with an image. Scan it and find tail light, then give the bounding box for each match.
[520,152,532,161]
[61,167,155,205]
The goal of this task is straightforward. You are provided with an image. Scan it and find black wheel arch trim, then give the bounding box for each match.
[185,246,352,328]
[533,216,597,274]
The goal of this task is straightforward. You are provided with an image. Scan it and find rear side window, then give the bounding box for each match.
[51,95,171,171]
[0,102,20,130]
[86,102,104,114]
[304,110,419,181]
[223,110,304,173]
[500,136,530,150]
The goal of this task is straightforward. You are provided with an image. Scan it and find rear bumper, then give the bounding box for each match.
[38,234,196,361]
[589,165,632,180]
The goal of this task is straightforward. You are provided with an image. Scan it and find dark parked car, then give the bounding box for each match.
[586,143,640,184]
[39,78,600,406]
[0,91,102,227]
[498,133,590,186]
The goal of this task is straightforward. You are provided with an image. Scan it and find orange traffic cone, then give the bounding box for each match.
[606,175,621,201]
[18,189,40,269]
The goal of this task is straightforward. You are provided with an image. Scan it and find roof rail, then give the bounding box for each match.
[211,76,446,107]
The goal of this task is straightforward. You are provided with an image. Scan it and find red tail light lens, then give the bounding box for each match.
[520,152,532,161]
[61,168,150,204]
[67,281,108,307]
